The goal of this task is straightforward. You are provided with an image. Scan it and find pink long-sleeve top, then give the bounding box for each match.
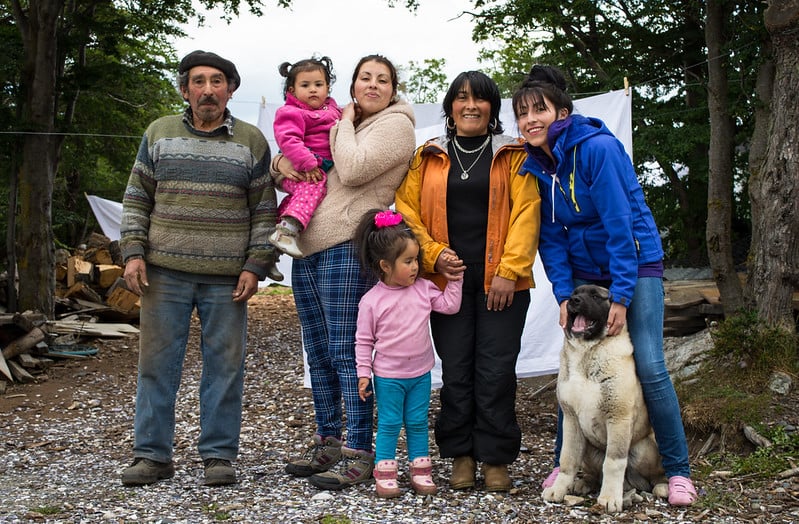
[355,278,463,380]
[272,92,341,172]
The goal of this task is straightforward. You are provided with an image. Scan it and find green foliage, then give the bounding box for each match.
[319,516,352,524]
[464,0,767,264]
[402,58,449,103]
[202,503,231,521]
[30,506,61,516]
[710,309,799,372]
[706,424,799,478]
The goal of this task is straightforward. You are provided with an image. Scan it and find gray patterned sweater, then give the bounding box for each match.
[120,109,277,281]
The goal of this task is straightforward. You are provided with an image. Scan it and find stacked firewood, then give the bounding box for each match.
[0,232,141,390]
[55,232,140,319]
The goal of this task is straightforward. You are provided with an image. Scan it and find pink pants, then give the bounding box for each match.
[277,171,327,229]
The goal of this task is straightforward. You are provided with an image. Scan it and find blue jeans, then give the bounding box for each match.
[553,276,691,478]
[133,268,247,463]
[373,373,432,462]
[291,241,374,451]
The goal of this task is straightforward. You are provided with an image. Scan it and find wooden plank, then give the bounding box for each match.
[46,320,139,338]
[0,352,13,381]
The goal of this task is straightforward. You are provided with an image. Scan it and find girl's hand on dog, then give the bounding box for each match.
[606,302,627,336]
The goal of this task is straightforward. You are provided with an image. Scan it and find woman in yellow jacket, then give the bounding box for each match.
[395,71,540,492]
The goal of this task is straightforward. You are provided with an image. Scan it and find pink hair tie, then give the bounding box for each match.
[374,210,403,228]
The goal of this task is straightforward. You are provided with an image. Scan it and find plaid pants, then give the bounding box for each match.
[291,241,375,450]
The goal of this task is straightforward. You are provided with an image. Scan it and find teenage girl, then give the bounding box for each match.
[353,208,463,498]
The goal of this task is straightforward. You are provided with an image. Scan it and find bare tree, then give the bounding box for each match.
[705,0,745,315]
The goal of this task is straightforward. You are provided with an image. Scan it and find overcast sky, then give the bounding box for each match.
[173,0,484,125]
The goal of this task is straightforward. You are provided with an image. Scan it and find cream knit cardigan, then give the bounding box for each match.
[274,99,417,256]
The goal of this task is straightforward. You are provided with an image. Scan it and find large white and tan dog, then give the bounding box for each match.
[542,284,668,512]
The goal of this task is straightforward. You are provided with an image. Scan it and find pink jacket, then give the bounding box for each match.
[273,92,341,172]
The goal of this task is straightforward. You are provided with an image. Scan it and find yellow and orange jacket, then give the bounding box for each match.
[395,134,541,292]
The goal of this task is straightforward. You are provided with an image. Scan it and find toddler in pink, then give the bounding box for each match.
[270,56,341,259]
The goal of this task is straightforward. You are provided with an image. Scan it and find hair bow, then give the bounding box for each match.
[374,210,403,228]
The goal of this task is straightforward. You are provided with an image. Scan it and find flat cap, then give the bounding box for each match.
[178,50,241,91]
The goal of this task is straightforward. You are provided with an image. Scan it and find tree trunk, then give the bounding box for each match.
[15,0,65,318]
[705,0,744,315]
[749,2,799,330]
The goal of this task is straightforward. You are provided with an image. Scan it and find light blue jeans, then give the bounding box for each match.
[373,373,432,462]
[133,268,247,463]
[553,276,691,478]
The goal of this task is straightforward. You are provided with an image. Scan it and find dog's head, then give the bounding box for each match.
[565,284,611,340]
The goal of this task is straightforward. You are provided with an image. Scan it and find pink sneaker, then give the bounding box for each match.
[668,475,697,506]
[541,466,559,489]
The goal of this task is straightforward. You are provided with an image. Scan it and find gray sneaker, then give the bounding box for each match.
[285,434,342,477]
[308,446,374,490]
[121,458,175,486]
[203,458,237,486]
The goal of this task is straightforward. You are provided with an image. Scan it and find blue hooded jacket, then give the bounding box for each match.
[519,114,663,307]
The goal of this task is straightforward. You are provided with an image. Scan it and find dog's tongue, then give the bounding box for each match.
[572,315,589,333]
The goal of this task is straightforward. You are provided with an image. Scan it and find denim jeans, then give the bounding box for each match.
[373,373,432,462]
[133,268,247,463]
[553,276,691,478]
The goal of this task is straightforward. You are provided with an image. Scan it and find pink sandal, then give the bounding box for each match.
[668,475,697,506]
[541,466,559,489]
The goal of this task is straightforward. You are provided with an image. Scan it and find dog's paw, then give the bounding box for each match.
[542,486,566,503]
[652,481,669,499]
[572,477,595,495]
[597,494,623,513]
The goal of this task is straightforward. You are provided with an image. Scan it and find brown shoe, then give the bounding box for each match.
[482,463,511,492]
[450,456,476,490]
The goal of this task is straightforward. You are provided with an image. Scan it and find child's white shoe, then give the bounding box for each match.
[269,227,304,259]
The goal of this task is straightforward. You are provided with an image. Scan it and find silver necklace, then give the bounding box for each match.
[453,134,491,154]
[452,136,490,180]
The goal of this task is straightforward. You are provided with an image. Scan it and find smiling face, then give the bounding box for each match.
[351,60,395,119]
[380,238,420,287]
[180,65,232,131]
[289,69,330,110]
[451,81,492,137]
[515,92,568,151]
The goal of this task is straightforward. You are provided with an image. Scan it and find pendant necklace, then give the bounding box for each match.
[452,135,490,180]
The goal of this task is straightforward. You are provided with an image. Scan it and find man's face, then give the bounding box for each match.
[180,65,232,130]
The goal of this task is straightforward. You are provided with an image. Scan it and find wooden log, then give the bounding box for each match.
[67,256,94,287]
[0,352,13,381]
[1,326,47,360]
[105,278,140,313]
[7,359,36,383]
[96,264,124,289]
[63,281,105,304]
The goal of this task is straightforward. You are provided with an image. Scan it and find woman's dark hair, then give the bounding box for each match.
[442,71,504,138]
[349,54,399,105]
[278,56,335,99]
[511,65,574,119]
[354,209,419,280]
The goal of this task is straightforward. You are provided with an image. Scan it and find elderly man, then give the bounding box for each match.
[119,50,279,486]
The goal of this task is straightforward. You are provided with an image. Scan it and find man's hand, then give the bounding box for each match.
[123,258,148,296]
[232,271,258,302]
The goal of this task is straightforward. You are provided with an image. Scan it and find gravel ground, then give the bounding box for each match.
[1,293,798,523]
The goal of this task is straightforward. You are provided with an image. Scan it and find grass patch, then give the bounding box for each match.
[30,505,61,515]
[678,309,799,473]
[319,516,352,524]
[202,503,231,521]
[257,284,293,296]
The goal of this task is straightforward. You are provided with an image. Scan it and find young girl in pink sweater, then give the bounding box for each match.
[270,56,341,260]
[353,209,463,498]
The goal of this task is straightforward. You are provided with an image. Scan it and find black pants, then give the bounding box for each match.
[431,264,530,465]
